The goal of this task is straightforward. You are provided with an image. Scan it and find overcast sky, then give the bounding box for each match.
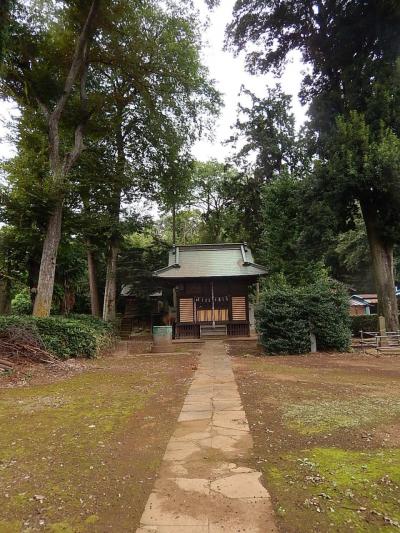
[0,0,308,164]
[192,0,308,161]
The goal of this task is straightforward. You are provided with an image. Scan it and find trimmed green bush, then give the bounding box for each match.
[11,290,33,315]
[256,285,310,354]
[350,313,400,336]
[0,315,39,335]
[0,315,115,359]
[350,314,378,335]
[256,278,351,355]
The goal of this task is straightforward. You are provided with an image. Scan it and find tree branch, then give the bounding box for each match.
[48,0,100,174]
[52,0,99,124]
[63,44,90,175]
[36,98,50,120]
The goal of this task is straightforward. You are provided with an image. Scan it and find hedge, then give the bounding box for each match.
[350,314,400,336]
[0,315,116,359]
[256,278,351,355]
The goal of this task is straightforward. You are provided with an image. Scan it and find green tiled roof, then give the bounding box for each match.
[154,243,267,279]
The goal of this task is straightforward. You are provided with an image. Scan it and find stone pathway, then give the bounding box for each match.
[136,340,276,533]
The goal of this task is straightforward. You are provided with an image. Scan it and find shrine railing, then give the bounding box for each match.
[175,323,201,339]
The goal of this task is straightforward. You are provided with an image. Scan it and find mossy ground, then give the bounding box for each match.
[0,346,197,532]
[229,342,400,532]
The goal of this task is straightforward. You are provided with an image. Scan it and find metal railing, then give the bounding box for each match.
[175,323,201,339]
[227,322,250,337]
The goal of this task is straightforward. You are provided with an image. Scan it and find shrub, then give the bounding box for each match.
[306,280,351,351]
[0,315,115,359]
[350,314,379,336]
[256,278,351,355]
[0,315,39,335]
[11,290,33,315]
[350,313,400,336]
[256,285,310,354]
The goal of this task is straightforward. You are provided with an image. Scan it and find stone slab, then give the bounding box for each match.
[137,340,276,532]
[210,471,270,499]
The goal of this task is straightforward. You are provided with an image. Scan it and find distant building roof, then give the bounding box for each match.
[350,295,371,307]
[357,293,378,305]
[153,243,267,279]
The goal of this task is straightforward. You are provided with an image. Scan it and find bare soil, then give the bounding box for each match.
[0,341,197,532]
[228,341,400,533]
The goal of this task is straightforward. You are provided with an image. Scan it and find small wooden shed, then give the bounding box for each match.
[349,294,371,316]
[153,243,267,339]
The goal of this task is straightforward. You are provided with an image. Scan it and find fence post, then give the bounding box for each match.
[310,332,317,353]
[379,315,387,347]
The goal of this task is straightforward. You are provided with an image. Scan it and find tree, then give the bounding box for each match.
[0,230,12,314]
[1,1,219,321]
[322,111,400,326]
[157,209,204,245]
[190,160,240,243]
[0,0,12,60]
[88,1,219,320]
[1,0,101,316]
[118,231,169,304]
[227,1,400,330]
[226,86,310,252]
[256,276,351,354]
[334,212,376,291]
[260,175,327,284]
[230,86,300,181]
[155,153,195,245]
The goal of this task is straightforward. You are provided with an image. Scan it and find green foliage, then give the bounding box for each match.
[11,289,32,315]
[0,0,12,61]
[323,111,400,239]
[307,280,352,352]
[349,313,400,336]
[230,86,301,181]
[227,1,400,126]
[256,278,351,355]
[190,160,242,243]
[350,314,379,336]
[157,210,204,245]
[227,0,400,329]
[335,214,370,273]
[224,86,313,252]
[35,317,114,359]
[0,315,115,359]
[118,232,169,301]
[259,175,334,282]
[1,0,220,318]
[256,282,310,354]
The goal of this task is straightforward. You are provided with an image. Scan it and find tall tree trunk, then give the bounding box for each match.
[172,203,176,244]
[33,200,63,317]
[103,238,118,321]
[361,203,399,332]
[0,276,11,315]
[32,0,99,317]
[102,116,124,322]
[87,245,101,317]
[60,281,76,315]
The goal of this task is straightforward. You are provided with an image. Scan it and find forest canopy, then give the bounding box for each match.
[0,0,399,335]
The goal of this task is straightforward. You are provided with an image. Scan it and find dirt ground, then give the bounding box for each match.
[0,341,197,532]
[228,341,400,533]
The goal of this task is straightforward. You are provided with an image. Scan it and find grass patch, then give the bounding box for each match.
[266,447,400,532]
[0,368,154,530]
[282,397,400,434]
